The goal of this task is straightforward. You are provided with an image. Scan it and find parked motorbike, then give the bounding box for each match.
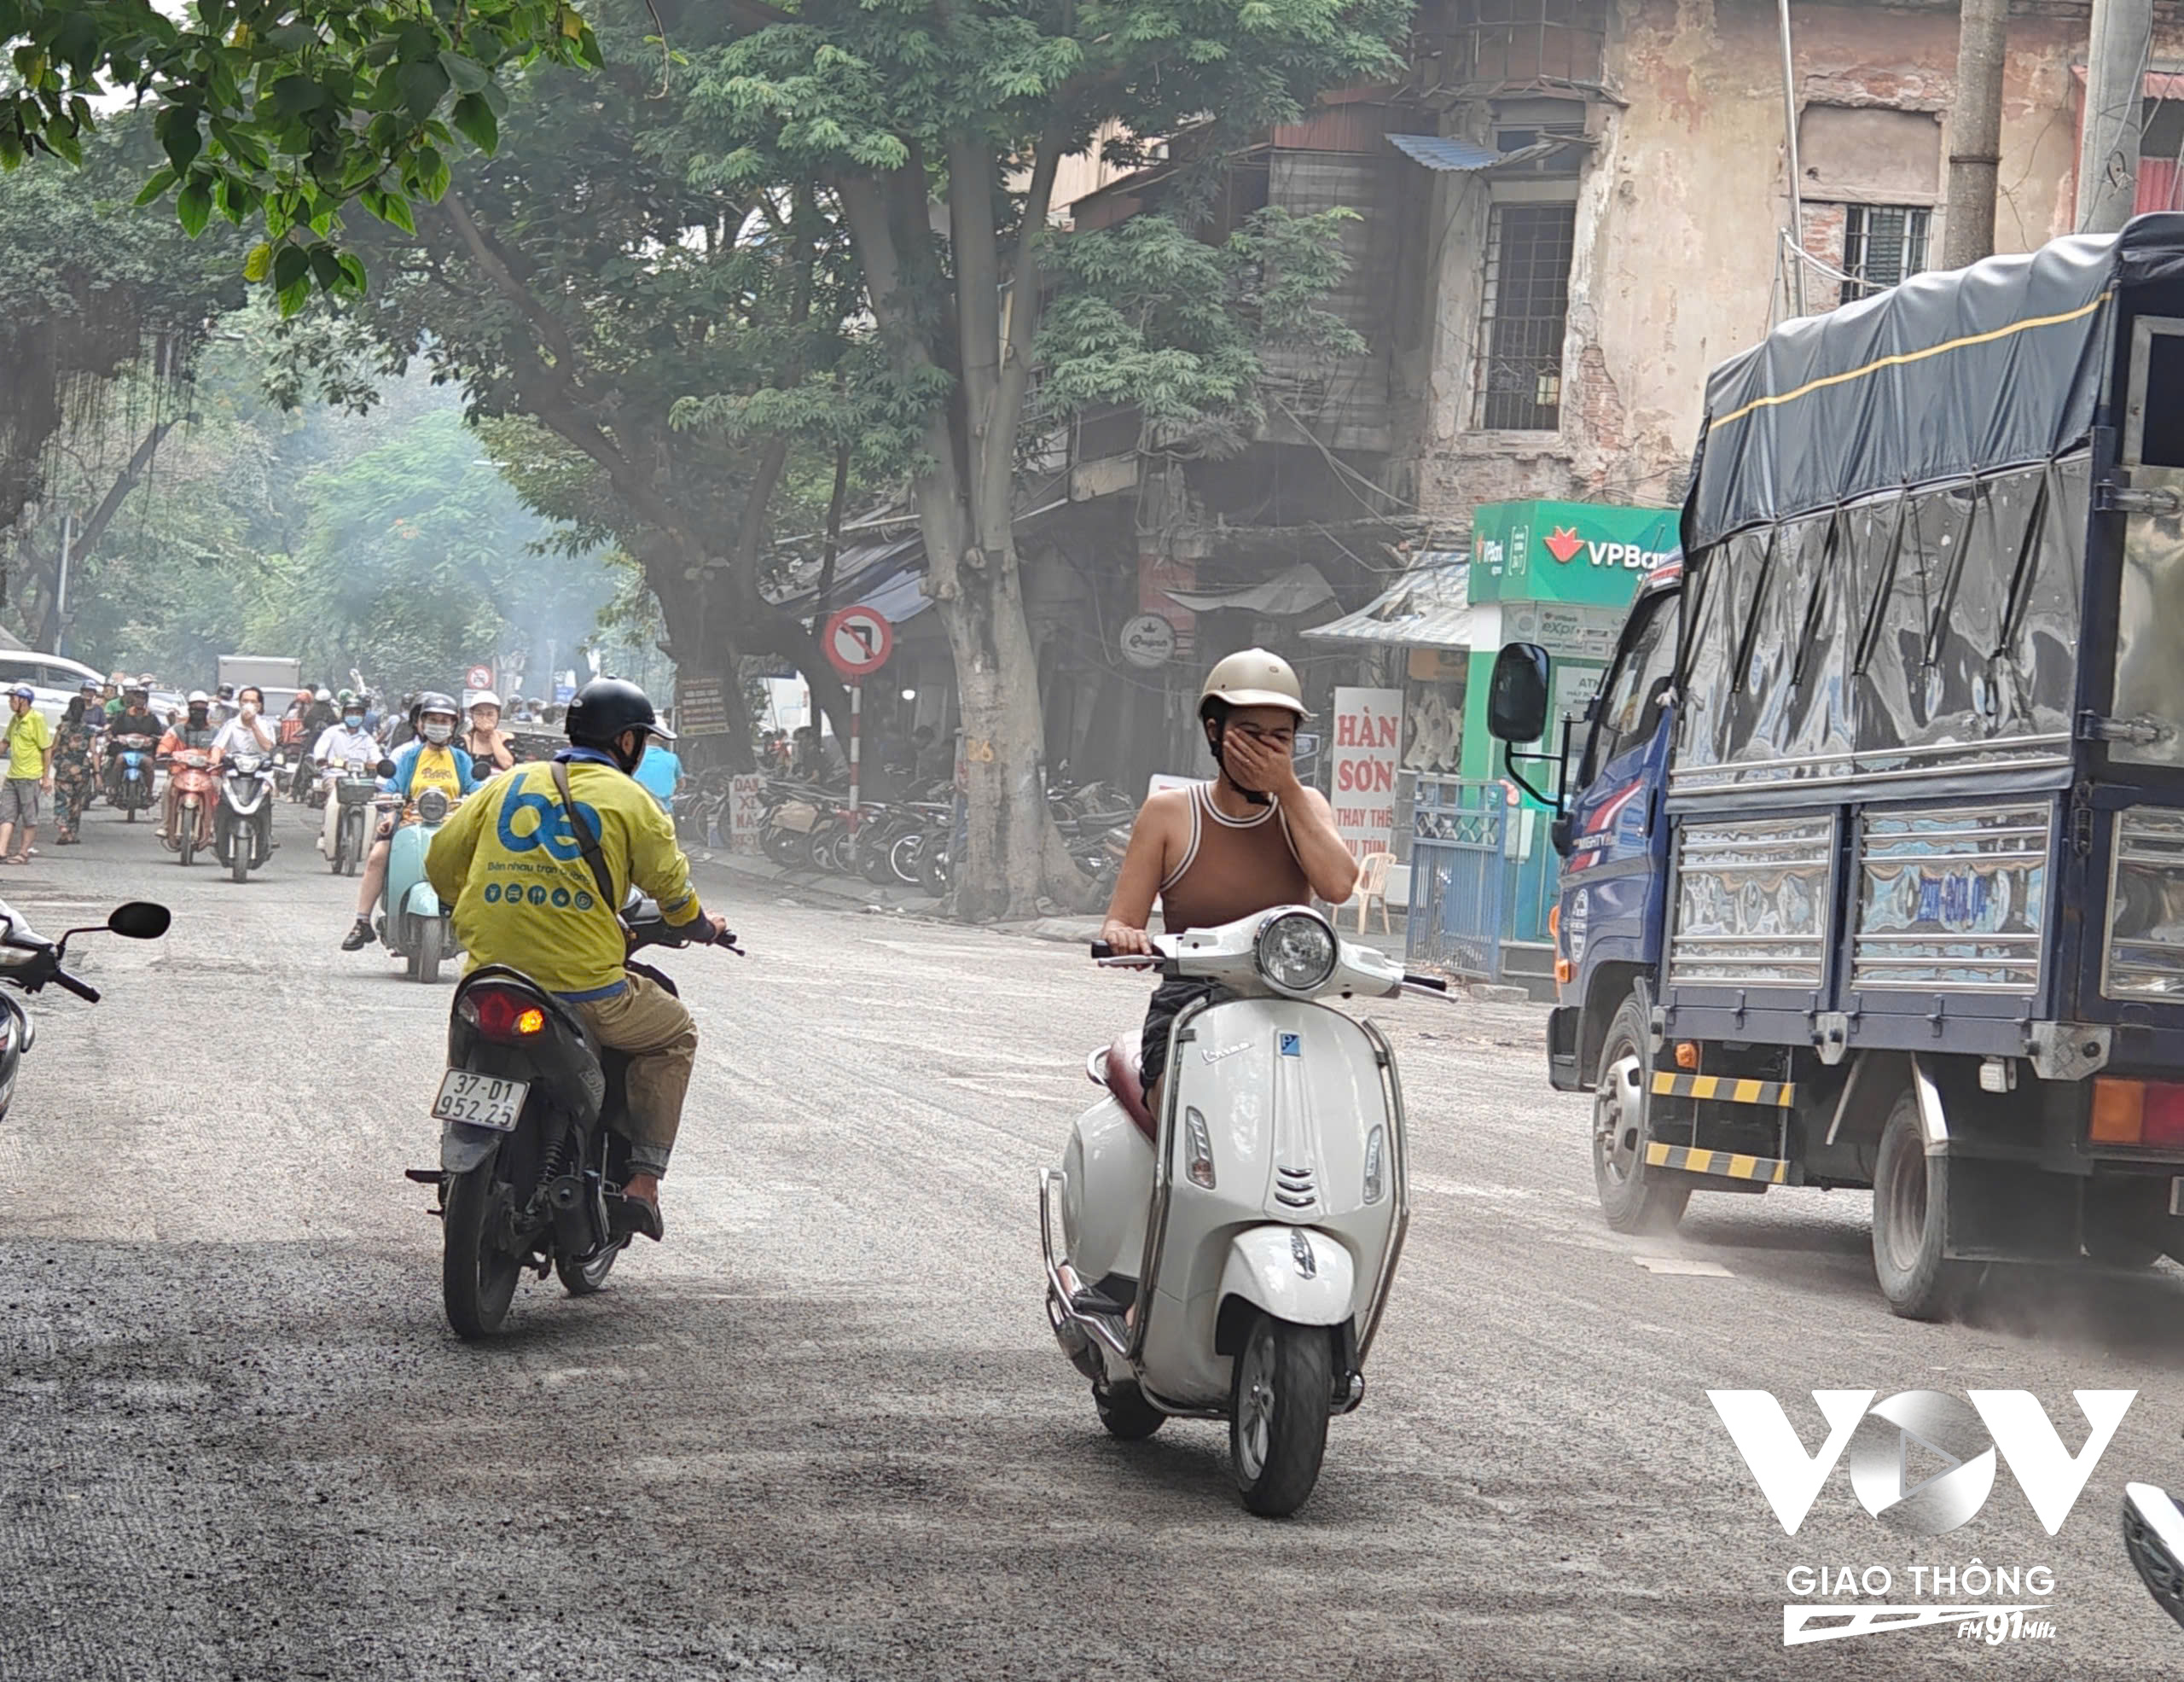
[108,733,156,822]
[165,749,217,864]
[376,785,460,982]
[0,898,171,1120]
[214,751,276,883]
[317,759,376,876]
[2126,1482,2184,1630]
[410,899,741,1338]
[1043,906,1449,1515]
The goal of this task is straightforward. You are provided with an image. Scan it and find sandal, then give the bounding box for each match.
[606,1191,665,1243]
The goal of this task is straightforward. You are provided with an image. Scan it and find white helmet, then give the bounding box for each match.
[187,690,210,705]
[468,690,502,713]
[315,687,333,701]
[1199,648,1310,719]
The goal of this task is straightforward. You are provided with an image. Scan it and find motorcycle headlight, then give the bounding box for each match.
[2107,809,2184,997]
[232,755,261,774]
[415,789,450,824]
[1254,909,1338,994]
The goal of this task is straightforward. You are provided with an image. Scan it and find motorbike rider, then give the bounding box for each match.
[311,699,379,787]
[340,693,478,952]
[104,683,162,800]
[210,686,276,762]
[425,677,727,1238]
[101,674,125,721]
[300,685,338,748]
[209,683,237,726]
[156,691,221,847]
[461,690,515,774]
[1098,649,1359,1108]
[50,684,102,845]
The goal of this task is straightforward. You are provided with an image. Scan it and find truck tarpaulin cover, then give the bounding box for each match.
[1684,214,2184,551]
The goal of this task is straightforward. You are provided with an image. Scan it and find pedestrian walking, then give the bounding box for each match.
[0,685,55,864]
[50,689,100,845]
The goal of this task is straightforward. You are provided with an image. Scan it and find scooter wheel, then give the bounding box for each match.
[1094,1380,1165,1440]
[556,1239,625,1297]
[125,805,136,824]
[1228,1311,1333,1517]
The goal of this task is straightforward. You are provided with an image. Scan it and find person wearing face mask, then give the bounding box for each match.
[156,691,221,848]
[210,686,276,761]
[311,701,379,783]
[340,694,479,951]
[425,677,728,1238]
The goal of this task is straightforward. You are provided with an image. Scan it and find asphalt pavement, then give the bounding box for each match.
[3,795,2183,1679]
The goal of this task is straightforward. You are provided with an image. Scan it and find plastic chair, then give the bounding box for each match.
[1352,851,1396,934]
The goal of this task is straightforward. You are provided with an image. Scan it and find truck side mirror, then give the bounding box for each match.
[1487,643,1551,742]
[1549,814,1574,858]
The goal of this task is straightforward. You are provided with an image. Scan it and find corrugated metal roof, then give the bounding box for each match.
[1304,563,1497,649]
[1385,132,1587,173]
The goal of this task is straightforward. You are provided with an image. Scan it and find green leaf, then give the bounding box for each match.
[270,75,327,116]
[131,164,178,207]
[337,253,369,294]
[450,91,497,154]
[438,50,490,94]
[277,275,311,317]
[379,190,416,235]
[393,60,451,120]
[154,105,201,172]
[176,177,212,236]
[273,244,311,292]
[243,241,273,282]
[309,245,341,290]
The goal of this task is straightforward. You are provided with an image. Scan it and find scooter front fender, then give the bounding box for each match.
[1217,1225,1356,1330]
[440,1119,502,1174]
[403,881,443,918]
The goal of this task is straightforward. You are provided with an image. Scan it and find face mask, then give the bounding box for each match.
[422,719,454,745]
[189,708,208,725]
[344,714,363,730]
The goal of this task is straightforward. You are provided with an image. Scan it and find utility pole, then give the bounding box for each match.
[2079,0,2152,234]
[52,509,73,658]
[1943,0,2008,268]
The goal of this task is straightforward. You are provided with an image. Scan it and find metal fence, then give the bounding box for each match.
[1405,780,1512,981]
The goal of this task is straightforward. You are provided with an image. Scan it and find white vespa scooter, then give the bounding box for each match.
[1042,904,1447,1516]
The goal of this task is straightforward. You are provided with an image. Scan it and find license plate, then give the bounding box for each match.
[432,1069,529,1132]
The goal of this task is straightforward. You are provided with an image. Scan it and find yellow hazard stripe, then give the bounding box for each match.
[1650,1071,1796,1108]
[1704,293,2111,432]
[1644,1141,1790,1184]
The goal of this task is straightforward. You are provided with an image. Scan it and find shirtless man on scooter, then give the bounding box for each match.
[1098,649,1361,1109]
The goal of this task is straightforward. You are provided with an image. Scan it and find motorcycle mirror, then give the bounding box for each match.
[376,759,397,778]
[2125,1482,2184,1630]
[107,901,171,940]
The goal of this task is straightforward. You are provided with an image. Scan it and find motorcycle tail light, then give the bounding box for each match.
[462,987,549,1042]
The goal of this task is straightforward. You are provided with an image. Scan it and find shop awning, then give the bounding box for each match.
[1303,562,1498,649]
[764,534,933,628]
[1387,132,1588,173]
[1163,562,1337,617]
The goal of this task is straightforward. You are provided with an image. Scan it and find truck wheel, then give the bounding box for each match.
[1592,991,1689,1234]
[1871,1088,1965,1320]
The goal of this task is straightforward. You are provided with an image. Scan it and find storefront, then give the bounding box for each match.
[1304,500,1672,974]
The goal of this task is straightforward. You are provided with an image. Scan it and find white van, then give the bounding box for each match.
[0,652,110,728]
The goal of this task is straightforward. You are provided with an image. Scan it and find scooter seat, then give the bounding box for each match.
[1102,1030,1156,1140]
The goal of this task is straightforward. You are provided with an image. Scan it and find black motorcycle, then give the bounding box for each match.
[2126,1482,2184,1630]
[0,898,171,1120]
[411,903,741,1339]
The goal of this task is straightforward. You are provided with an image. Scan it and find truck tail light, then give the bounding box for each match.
[2091,1077,2184,1148]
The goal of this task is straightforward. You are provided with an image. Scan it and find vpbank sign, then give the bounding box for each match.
[1710,1388,2135,1537]
[1468,498,1678,608]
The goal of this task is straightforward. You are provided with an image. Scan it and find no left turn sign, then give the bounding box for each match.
[823,605,894,680]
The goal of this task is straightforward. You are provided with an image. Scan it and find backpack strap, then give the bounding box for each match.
[549,760,620,913]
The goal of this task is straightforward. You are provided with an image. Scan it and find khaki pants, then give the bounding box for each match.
[574,971,698,1178]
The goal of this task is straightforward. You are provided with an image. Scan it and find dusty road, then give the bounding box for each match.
[3,796,2182,1680]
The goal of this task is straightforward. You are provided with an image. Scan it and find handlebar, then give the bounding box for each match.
[52,970,99,1004]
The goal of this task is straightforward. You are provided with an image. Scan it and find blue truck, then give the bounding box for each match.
[1486,214,2184,1318]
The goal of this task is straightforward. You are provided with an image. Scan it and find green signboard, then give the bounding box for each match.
[1469,499,1678,607]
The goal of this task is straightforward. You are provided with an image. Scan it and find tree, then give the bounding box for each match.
[681,0,1409,917]
[264,0,902,771]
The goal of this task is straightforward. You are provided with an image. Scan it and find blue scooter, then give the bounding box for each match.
[377,785,462,983]
[107,730,158,821]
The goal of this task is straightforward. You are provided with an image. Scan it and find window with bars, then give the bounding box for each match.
[1474,202,1575,432]
[1838,205,1931,305]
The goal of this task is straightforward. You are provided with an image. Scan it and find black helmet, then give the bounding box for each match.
[414,690,459,720]
[566,677,675,747]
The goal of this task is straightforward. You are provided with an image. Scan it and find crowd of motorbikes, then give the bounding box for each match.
[741,765,1135,901]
